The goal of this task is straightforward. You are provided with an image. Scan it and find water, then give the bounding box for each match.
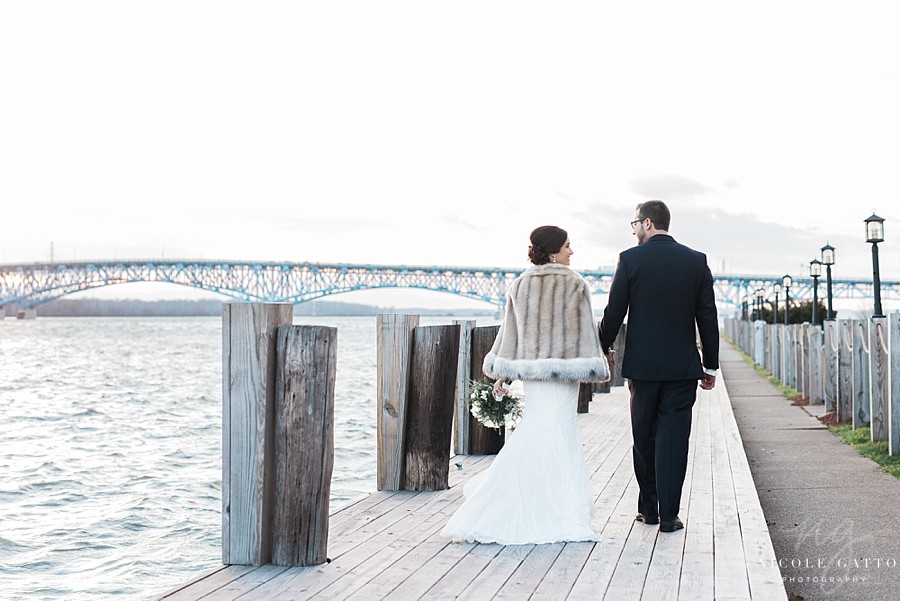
[0,314,496,601]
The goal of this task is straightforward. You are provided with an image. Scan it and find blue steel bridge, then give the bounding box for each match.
[1,259,899,311]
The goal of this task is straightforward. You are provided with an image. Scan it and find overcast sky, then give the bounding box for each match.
[2,2,899,307]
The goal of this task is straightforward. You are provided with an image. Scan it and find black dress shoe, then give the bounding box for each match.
[635,513,660,525]
[659,518,684,532]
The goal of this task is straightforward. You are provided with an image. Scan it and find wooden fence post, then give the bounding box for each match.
[870,317,889,443]
[774,324,783,383]
[404,325,460,490]
[800,323,810,400]
[808,326,823,405]
[753,321,765,365]
[852,319,871,429]
[453,319,475,455]
[271,325,336,567]
[838,320,853,424]
[222,302,294,566]
[824,320,838,414]
[890,313,900,455]
[469,325,504,454]
[783,325,794,390]
[376,314,419,491]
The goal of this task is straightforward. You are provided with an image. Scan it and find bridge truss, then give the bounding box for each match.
[1,260,899,311]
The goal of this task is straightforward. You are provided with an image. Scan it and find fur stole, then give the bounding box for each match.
[483,264,609,382]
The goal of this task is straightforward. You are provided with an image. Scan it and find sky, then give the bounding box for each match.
[2,2,899,309]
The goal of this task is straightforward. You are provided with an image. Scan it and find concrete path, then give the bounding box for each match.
[723,340,900,601]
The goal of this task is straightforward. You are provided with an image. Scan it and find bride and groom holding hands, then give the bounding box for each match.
[441,199,720,544]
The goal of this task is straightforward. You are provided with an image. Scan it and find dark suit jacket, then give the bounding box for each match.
[599,234,719,381]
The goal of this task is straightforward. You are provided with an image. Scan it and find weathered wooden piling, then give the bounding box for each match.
[376,314,419,491]
[468,325,503,455]
[838,320,853,423]
[823,320,838,413]
[452,320,475,455]
[808,325,823,405]
[222,302,293,566]
[403,325,460,490]
[271,325,336,567]
[890,313,900,455]
[870,317,889,442]
[577,383,591,413]
[851,319,871,429]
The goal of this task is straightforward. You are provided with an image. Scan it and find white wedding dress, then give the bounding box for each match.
[441,379,599,545]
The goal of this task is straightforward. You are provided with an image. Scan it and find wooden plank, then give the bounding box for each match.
[156,565,256,600]
[425,544,504,599]
[493,543,565,600]
[870,317,889,442]
[376,314,419,491]
[710,390,752,601]
[718,381,787,600]
[530,542,594,600]
[679,386,714,601]
[201,565,292,601]
[373,541,476,599]
[454,544,536,600]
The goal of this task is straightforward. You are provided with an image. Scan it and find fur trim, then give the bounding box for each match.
[484,352,609,383]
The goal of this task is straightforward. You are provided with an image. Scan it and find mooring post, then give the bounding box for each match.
[452,319,475,455]
[403,324,460,490]
[889,313,900,455]
[869,317,889,443]
[824,320,838,413]
[852,319,871,429]
[221,302,293,566]
[468,325,503,455]
[271,324,337,567]
[838,319,853,424]
[376,314,419,491]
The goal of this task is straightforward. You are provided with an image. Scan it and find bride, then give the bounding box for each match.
[441,225,609,545]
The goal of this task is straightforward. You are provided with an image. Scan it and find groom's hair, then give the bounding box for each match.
[636,200,670,231]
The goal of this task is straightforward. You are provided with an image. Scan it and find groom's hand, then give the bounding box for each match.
[700,373,716,390]
[605,349,616,367]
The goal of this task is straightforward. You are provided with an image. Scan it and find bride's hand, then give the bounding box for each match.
[492,379,508,397]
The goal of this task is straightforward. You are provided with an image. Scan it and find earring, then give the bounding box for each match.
[550,255,557,263]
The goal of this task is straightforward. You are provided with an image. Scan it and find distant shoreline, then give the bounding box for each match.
[2,298,494,318]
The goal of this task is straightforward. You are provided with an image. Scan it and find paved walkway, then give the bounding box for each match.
[723,341,900,601]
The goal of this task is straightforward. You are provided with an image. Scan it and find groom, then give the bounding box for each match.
[599,200,719,533]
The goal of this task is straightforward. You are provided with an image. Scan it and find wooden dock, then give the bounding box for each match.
[158,374,786,600]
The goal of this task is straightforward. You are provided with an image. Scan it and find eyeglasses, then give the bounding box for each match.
[630,218,644,228]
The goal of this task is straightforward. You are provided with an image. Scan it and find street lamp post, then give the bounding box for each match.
[821,242,835,320]
[755,288,765,321]
[773,282,782,324]
[810,259,822,326]
[782,274,792,324]
[742,294,749,321]
[865,213,885,318]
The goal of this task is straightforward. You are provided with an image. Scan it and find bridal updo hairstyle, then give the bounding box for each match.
[528,225,568,265]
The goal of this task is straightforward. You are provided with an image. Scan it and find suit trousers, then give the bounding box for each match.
[628,379,697,521]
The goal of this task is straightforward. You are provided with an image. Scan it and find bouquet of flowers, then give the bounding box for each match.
[467,378,523,430]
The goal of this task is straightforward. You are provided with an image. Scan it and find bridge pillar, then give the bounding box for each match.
[16,309,37,320]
